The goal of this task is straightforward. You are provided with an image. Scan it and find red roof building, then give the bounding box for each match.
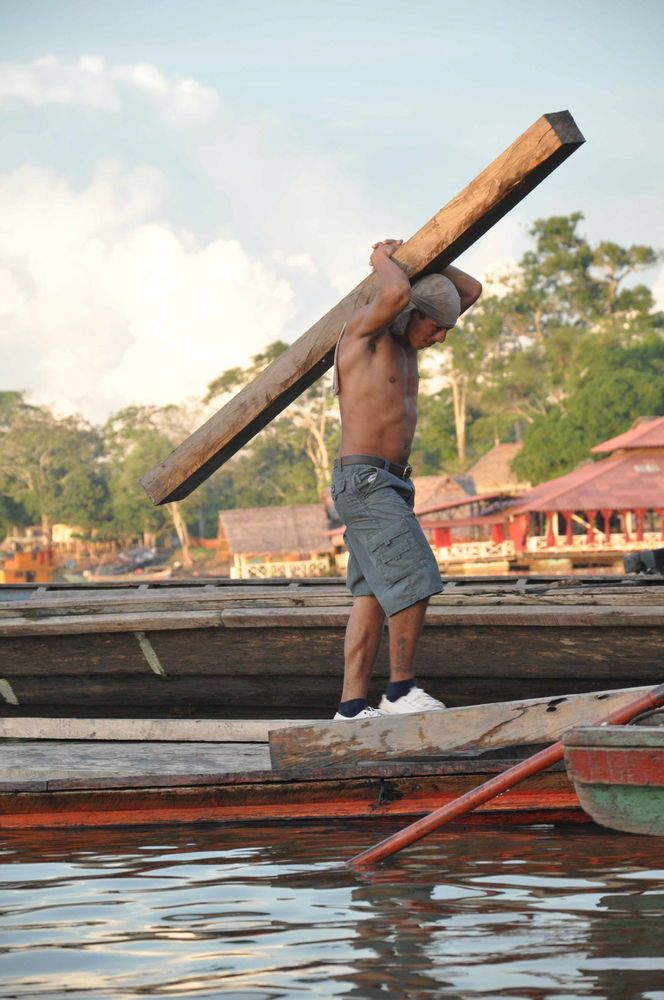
[507,416,664,549]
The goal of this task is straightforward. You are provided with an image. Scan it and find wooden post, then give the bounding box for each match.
[142,111,585,504]
[545,512,556,548]
[601,508,613,541]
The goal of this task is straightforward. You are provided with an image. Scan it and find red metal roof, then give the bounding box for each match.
[591,416,664,453]
[510,448,664,514]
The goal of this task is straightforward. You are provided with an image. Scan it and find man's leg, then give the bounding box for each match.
[387,596,429,681]
[340,595,386,701]
[380,596,445,713]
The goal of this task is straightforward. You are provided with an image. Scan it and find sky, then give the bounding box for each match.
[1,0,663,424]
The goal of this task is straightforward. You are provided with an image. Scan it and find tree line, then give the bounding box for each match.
[1,213,662,554]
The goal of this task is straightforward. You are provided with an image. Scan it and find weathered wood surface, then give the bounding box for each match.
[0,740,272,785]
[0,609,224,636]
[268,687,651,770]
[0,716,320,742]
[141,111,585,504]
[564,725,664,748]
[1,623,661,717]
[5,600,663,636]
[221,604,664,629]
[0,765,580,829]
[3,580,664,619]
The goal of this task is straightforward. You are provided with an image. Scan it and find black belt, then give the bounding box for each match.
[334,454,413,480]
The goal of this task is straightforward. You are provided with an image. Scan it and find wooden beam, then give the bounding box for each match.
[142,111,585,503]
[268,686,648,770]
[0,717,321,742]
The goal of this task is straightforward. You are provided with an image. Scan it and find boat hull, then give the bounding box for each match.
[1,577,663,717]
[564,726,664,836]
[0,760,583,830]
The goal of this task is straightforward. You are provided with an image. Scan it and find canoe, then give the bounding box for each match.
[0,733,584,831]
[0,575,663,718]
[1,689,654,831]
[563,723,664,835]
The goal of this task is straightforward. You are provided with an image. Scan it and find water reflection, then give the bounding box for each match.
[0,823,662,997]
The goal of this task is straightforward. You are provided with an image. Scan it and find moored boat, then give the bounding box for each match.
[563,722,664,835]
[0,575,663,718]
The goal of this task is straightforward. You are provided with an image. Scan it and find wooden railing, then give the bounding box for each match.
[232,555,333,579]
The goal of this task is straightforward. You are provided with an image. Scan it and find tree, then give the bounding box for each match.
[0,401,109,541]
[470,214,662,464]
[206,341,340,501]
[513,336,664,483]
[104,406,195,565]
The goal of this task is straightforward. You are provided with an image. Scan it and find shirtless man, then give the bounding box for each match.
[331,239,482,719]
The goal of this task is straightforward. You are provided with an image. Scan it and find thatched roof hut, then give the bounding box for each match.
[466,442,530,494]
[217,504,333,559]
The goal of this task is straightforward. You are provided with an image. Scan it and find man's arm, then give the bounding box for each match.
[442,264,482,314]
[346,239,412,339]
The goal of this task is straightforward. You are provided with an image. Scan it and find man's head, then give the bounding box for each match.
[391,274,461,350]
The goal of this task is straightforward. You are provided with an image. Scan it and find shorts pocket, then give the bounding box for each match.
[368,518,419,585]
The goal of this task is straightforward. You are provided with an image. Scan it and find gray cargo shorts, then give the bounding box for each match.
[331,462,443,617]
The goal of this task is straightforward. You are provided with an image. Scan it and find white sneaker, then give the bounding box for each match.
[333,706,384,721]
[379,687,446,715]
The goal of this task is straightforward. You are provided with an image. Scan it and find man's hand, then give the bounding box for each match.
[370,239,403,268]
[346,239,410,340]
[441,264,482,315]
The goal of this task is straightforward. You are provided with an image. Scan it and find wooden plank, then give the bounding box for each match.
[0,717,321,742]
[268,687,651,770]
[563,725,664,749]
[0,609,225,636]
[0,771,581,829]
[141,111,585,504]
[4,586,663,618]
[222,604,664,628]
[564,746,664,787]
[6,600,661,638]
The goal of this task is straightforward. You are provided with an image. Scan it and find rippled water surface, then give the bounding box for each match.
[1,823,663,999]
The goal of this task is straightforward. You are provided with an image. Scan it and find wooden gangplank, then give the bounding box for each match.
[268,687,651,770]
[142,111,585,504]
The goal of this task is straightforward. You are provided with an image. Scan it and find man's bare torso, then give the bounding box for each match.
[337,325,419,465]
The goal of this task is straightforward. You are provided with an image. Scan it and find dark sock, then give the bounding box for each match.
[337,698,367,718]
[386,679,416,702]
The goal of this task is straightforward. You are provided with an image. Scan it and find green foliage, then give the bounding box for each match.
[513,337,664,483]
[230,421,319,507]
[1,214,661,540]
[410,391,458,473]
[206,339,339,502]
[102,406,180,540]
[0,400,110,534]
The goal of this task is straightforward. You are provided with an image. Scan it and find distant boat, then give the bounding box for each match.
[82,565,173,582]
[80,546,171,582]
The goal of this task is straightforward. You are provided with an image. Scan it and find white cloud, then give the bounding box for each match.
[0,55,218,118]
[0,164,296,423]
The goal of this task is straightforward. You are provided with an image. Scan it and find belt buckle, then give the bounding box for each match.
[404,463,412,479]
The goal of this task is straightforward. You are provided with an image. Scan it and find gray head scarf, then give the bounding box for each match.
[391,274,461,339]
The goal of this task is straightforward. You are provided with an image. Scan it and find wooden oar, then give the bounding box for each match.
[348,682,664,869]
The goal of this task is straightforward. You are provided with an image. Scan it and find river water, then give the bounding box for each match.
[1,822,662,999]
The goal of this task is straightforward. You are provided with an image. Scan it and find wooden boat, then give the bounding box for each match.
[0,689,650,831]
[563,723,664,835]
[0,574,663,718]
